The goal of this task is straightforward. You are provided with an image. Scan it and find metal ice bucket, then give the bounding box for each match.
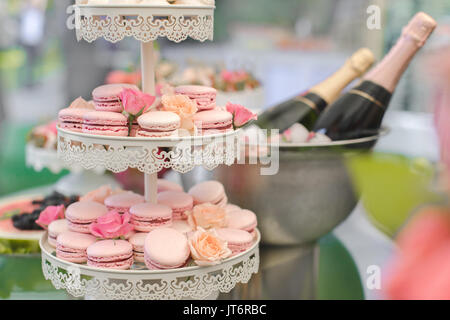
[181,129,388,245]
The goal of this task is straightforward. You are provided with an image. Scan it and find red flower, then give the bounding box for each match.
[119,88,156,116]
[226,102,257,128]
[90,211,134,239]
[35,205,65,230]
[385,207,450,300]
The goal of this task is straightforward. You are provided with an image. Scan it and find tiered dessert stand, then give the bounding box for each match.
[25,143,119,195]
[39,3,260,300]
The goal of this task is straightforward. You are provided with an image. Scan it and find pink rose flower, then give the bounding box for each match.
[226,102,257,128]
[385,207,450,299]
[119,88,156,116]
[90,211,134,239]
[188,227,232,266]
[187,203,227,230]
[36,205,65,230]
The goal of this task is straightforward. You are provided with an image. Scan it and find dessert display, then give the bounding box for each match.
[40,181,258,271]
[27,121,58,150]
[42,2,259,300]
[59,84,256,138]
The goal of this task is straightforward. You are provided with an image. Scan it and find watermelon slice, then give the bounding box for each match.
[0,196,44,254]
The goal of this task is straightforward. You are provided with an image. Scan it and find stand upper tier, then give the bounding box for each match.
[74,4,215,43]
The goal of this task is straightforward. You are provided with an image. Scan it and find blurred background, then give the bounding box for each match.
[0,0,449,300]
[1,0,450,194]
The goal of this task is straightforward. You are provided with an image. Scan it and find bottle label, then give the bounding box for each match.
[347,89,386,109]
[294,95,318,111]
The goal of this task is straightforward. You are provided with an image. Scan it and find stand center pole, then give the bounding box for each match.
[141,41,157,203]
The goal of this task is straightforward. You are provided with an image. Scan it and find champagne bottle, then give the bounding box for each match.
[313,12,437,141]
[254,48,375,132]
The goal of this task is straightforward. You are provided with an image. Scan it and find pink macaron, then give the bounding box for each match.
[82,111,129,136]
[104,191,145,214]
[136,111,180,138]
[157,191,194,220]
[128,232,147,263]
[87,239,134,270]
[170,220,193,236]
[216,228,254,255]
[56,231,97,263]
[193,109,233,135]
[227,209,258,234]
[129,203,173,232]
[66,201,108,234]
[175,85,217,111]
[157,179,183,193]
[92,83,139,112]
[144,228,190,270]
[225,204,241,215]
[58,108,93,132]
[188,180,227,207]
[48,219,69,248]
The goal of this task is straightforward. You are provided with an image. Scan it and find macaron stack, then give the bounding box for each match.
[58,82,241,138]
[174,85,234,136]
[104,191,145,215]
[66,201,108,234]
[188,180,228,207]
[87,240,134,270]
[175,85,217,111]
[92,84,139,113]
[49,180,258,270]
[136,111,181,138]
[157,191,194,220]
[129,203,173,232]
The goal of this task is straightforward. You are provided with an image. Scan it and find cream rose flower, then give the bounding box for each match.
[189,227,232,266]
[187,203,227,230]
[80,185,123,204]
[161,94,198,133]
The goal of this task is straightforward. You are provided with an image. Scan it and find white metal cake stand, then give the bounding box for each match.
[25,143,119,195]
[40,3,260,300]
[40,230,260,300]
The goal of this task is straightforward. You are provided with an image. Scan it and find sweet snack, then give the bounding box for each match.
[129,203,173,232]
[225,203,241,215]
[175,85,216,111]
[104,191,145,214]
[92,83,139,113]
[188,180,227,207]
[47,219,69,248]
[80,185,123,204]
[136,111,180,137]
[27,120,58,150]
[216,228,254,255]
[227,209,258,234]
[58,108,94,132]
[128,232,147,263]
[157,179,183,193]
[170,220,193,235]
[192,109,233,135]
[82,111,129,136]
[144,228,190,270]
[87,240,134,270]
[56,231,97,263]
[157,191,194,220]
[66,201,108,233]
